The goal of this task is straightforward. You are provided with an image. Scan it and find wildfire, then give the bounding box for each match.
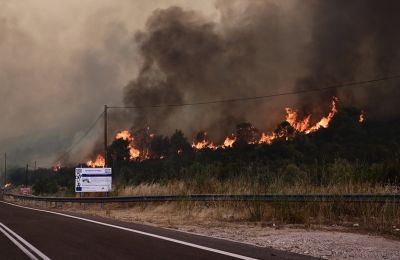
[192,132,219,150]
[86,154,105,167]
[116,130,141,159]
[259,132,276,144]
[82,97,366,163]
[285,97,338,134]
[359,111,365,123]
[223,135,236,148]
[193,97,341,150]
[306,97,338,133]
[116,130,133,141]
[192,140,208,149]
[129,146,140,159]
[53,161,62,172]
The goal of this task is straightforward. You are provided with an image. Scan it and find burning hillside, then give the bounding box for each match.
[83,97,364,167]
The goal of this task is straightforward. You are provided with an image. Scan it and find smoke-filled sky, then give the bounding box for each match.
[1,0,399,167]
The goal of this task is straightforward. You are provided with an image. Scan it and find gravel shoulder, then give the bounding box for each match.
[57,205,400,260]
[172,224,400,260]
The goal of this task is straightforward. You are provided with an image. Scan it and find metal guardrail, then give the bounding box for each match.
[2,193,400,204]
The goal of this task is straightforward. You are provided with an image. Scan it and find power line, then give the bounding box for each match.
[50,74,400,167]
[52,111,104,165]
[108,74,400,109]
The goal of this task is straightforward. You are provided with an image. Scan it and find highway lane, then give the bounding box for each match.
[0,201,314,260]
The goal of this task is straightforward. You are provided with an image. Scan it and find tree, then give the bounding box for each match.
[235,122,260,144]
[169,130,192,156]
[150,135,170,159]
[274,121,296,140]
[107,139,130,163]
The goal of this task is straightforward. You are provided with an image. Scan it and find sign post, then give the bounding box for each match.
[75,168,112,193]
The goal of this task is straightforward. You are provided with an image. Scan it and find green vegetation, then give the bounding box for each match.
[7,107,400,236]
[9,106,400,195]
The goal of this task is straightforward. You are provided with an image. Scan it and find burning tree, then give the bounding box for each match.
[235,123,260,145]
[81,97,366,168]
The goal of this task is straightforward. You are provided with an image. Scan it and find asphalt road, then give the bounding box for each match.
[0,201,314,260]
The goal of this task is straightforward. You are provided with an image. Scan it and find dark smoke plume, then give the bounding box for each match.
[297,0,400,119]
[124,0,400,142]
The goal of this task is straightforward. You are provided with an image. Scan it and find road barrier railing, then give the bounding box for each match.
[2,193,400,204]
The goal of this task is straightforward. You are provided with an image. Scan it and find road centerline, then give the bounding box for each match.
[0,221,51,260]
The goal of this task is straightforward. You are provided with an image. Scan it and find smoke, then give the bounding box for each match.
[124,0,311,141]
[296,0,400,119]
[124,0,400,143]
[0,0,215,167]
[2,0,400,166]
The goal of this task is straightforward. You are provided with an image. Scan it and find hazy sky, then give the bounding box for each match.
[0,0,216,167]
[1,0,399,168]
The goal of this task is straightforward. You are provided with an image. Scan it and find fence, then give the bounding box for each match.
[2,193,400,204]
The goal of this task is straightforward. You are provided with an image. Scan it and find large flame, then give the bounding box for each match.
[223,135,236,148]
[285,108,311,132]
[359,111,365,123]
[129,146,140,159]
[81,97,366,164]
[285,97,338,134]
[194,97,341,149]
[86,154,105,167]
[116,130,133,141]
[259,132,276,144]
[116,130,140,159]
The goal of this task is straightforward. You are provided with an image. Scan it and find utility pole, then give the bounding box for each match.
[34,161,37,171]
[25,164,28,187]
[104,105,108,167]
[4,153,6,187]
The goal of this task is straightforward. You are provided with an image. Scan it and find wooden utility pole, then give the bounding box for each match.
[25,164,29,187]
[4,153,6,187]
[104,105,108,167]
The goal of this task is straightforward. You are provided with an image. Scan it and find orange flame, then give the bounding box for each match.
[115,130,141,159]
[129,145,140,159]
[192,140,208,149]
[223,135,236,148]
[259,132,276,144]
[195,97,340,149]
[116,130,133,141]
[306,97,338,133]
[86,154,105,167]
[359,111,365,123]
[285,97,338,134]
[53,161,62,172]
[285,108,311,132]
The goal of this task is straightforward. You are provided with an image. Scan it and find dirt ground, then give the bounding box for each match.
[50,203,400,260]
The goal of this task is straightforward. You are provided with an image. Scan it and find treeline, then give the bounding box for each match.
[8,107,400,194]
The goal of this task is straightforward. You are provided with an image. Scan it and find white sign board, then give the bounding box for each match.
[75,168,112,192]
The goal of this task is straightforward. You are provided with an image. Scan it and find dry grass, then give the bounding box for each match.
[115,179,399,196]
[9,179,400,238]
[107,180,400,237]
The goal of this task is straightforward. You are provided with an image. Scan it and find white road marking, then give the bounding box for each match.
[0,201,257,260]
[0,221,52,260]
[0,222,51,260]
[0,223,38,260]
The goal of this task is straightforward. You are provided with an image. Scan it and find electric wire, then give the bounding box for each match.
[52,111,104,165]
[108,74,400,109]
[51,74,400,167]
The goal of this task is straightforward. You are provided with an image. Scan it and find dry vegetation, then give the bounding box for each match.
[109,181,400,237]
[115,180,399,196]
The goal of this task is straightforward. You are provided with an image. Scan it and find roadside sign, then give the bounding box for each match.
[75,168,112,193]
[20,187,32,195]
